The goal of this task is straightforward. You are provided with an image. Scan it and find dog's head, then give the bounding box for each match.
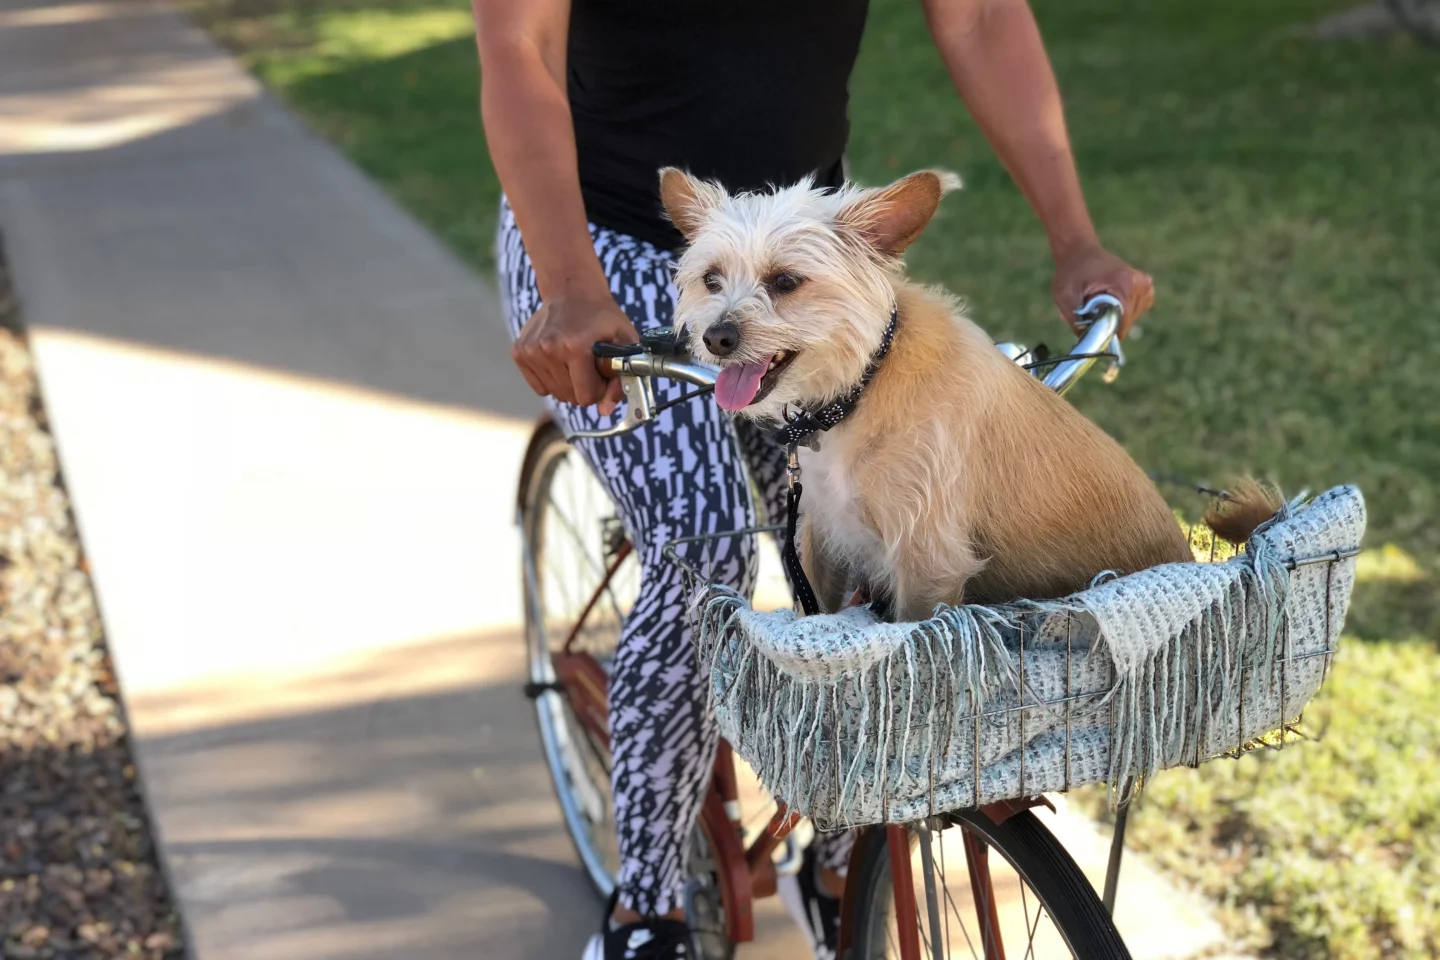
[661,168,958,421]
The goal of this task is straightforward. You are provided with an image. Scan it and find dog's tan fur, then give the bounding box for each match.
[661,168,1265,621]
[1204,478,1284,546]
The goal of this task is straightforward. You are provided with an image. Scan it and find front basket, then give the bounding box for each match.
[669,485,1364,831]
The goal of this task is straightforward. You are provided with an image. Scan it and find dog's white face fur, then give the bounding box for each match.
[661,169,960,422]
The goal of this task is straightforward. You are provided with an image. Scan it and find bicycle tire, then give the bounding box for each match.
[519,419,625,897]
[846,811,1131,960]
[518,419,736,960]
[1388,0,1440,48]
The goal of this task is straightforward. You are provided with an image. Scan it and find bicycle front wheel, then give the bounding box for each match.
[846,812,1131,960]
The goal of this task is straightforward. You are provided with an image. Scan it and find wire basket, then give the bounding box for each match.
[663,485,1364,831]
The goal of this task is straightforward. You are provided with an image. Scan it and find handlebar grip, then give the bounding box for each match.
[592,342,644,359]
[593,341,643,378]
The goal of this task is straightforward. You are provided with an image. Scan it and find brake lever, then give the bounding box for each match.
[612,356,658,430]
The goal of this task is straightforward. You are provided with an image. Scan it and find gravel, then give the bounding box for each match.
[1,248,186,959]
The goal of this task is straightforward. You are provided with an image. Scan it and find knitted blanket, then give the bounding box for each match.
[692,486,1364,830]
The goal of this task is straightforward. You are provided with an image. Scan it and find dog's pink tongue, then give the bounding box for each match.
[714,360,769,411]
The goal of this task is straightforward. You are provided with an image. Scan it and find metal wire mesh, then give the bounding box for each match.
[662,495,1359,815]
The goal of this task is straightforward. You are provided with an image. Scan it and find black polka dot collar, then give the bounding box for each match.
[773,304,899,449]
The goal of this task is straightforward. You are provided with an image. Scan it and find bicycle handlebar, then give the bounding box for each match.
[570,294,1124,440]
[1043,293,1122,396]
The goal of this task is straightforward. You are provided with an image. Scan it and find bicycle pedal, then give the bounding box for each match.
[521,680,564,699]
[773,841,804,877]
[772,823,813,876]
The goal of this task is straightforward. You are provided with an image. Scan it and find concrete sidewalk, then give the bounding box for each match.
[0,0,601,955]
[0,0,1240,957]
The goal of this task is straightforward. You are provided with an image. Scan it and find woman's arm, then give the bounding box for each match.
[922,0,1153,333]
[474,0,636,411]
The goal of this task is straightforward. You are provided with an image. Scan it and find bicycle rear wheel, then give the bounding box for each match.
[1389,0,1440,48]
[520,421,635,896]
[518,420,735,959]
[846,812,1131,960]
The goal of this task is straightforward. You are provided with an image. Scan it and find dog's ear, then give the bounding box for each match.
[838,170,961,257]
[659,168,725,240]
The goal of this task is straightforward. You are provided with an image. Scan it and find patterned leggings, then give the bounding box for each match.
[498,201,851,917]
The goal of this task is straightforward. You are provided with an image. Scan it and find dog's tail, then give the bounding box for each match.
[1203,478,1285,546]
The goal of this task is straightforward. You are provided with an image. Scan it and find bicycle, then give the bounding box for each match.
[518,297,1143,959]
[1388,0,1440,49]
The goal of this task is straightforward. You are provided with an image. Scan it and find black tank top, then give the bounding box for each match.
[568,0,870,251]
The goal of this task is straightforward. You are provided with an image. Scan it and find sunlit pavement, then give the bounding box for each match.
[0,0,1243,956]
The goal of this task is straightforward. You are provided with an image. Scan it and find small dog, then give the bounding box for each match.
[660,167,1277,621]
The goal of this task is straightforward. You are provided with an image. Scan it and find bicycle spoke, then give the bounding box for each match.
[548,468,607,584]
[1020,864,1032,957]
[541,451,638,665]
[561,462,592,620]
[550,462,580,609]
[917,824,945,960]
[940,834,952,960]
[599,555,632,630]
[544,474,616,639]
[1023,900,1047,960]
[543,548,577,618]
[942,865,982,960]
[543,506,583,618]
[566,455,634,637]
[939,828,984,960]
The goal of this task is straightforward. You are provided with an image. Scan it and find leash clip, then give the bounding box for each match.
[781,405,822,453]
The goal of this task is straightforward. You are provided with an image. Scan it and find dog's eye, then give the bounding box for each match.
[703,272,723,294]
[770,273,803,293]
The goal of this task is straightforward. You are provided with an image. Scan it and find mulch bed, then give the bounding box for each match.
[0,245,185,958]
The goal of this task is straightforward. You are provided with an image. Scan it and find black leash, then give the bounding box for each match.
[779,452,895,621]
[780,444,820,616]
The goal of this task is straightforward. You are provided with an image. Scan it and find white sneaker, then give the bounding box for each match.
[582,917,691,960]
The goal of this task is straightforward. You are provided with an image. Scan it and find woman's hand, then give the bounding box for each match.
[513,295,639,415]
[1051,243,1155,338]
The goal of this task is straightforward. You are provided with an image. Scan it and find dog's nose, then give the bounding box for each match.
[703,319,740,357]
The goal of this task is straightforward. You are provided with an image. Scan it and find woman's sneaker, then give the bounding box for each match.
[777,844,842,960]
[582,911,691,960]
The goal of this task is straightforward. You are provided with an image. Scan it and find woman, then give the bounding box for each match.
[471,2,1154,958]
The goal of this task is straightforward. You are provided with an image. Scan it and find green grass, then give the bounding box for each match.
[182,0,1439,954]
[1080,640,1440,959]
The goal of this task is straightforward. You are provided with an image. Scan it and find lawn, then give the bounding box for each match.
[1079,640,1440,958]
[183,0,1439,955]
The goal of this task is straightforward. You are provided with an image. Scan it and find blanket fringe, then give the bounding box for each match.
[691,487,1362,828]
